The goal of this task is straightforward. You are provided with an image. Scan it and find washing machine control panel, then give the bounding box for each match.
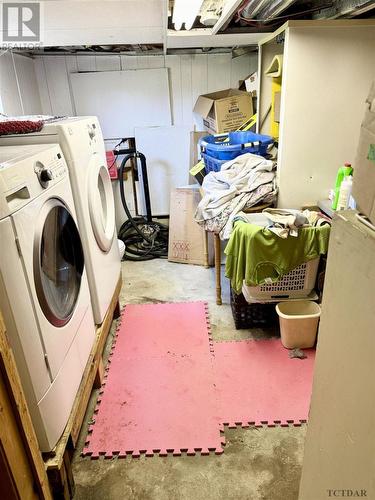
[35,154,67,188]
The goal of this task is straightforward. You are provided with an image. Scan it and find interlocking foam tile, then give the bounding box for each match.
[113,302,213,359]
[83,302,223,458]
[214,340,315,428]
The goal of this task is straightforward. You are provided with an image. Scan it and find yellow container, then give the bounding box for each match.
[276,301,321,349]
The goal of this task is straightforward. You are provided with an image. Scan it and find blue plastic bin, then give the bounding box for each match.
[201,131,273,162]
[201,153,228,174]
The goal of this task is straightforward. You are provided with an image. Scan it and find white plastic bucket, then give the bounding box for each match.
[118,239,125,259]
[276,300,321,349]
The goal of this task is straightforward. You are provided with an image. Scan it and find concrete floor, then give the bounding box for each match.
[73,260,306,500]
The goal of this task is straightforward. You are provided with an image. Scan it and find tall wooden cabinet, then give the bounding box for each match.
[257,20,375,209]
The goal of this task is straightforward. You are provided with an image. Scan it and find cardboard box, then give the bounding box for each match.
[189,131,207,184]
[239,72,258,96]
[106,150,118,179]
[274,91,281,123]
[193,89,253,134]
[353,82,375,224]
[168,186,213,266]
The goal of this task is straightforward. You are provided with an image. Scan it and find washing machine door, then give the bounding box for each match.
[34,198,84,327]
[88,154,116,253]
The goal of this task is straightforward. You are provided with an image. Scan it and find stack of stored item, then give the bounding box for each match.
[0,116,121,325]
[200,130,273,174]
[0,116,122,453]
[226,209,330,328]
[226,209,330,295]
[0,144,96,452]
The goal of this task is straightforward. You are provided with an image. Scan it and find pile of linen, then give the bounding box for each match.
[194,153,277,239]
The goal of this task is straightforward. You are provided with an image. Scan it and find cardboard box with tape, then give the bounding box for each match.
[193,89,253,134]
[353,82,375,224]
[168,186,213,266]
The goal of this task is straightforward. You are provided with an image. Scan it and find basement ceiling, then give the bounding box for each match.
[170,0,375,32]
[16,0,375,56]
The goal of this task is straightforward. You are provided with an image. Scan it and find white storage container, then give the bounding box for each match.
[276,300,321,349]
[118,239,125,259]
[242,258,320,303]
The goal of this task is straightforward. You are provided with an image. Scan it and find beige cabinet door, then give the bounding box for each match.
[299,211,375,499]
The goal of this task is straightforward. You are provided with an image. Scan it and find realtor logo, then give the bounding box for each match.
[2,2,41,46]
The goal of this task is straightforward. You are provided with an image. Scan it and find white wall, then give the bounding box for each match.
[0,52,42,115]
[32,51,257,225]
[34,52,258,137]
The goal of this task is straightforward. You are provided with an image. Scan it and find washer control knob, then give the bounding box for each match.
[39,168,53,186]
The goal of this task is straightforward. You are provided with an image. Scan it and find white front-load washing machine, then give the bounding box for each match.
[0,117,121,325]
[0,143,95,451]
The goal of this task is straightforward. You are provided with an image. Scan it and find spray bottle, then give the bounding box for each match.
[332,162,353,210]
[337,176,353,210]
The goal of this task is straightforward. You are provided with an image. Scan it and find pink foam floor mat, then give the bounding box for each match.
[83,302,315,459]
[83,302,223,458]
[112,302,214,358]
[214,340,315,429]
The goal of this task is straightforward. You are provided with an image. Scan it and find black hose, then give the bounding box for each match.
[117,152,169,261]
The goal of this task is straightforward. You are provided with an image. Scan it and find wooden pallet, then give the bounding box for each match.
[44,276,122,499]
[0,313,52,500]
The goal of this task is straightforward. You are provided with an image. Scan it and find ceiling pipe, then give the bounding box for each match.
[346,2,375,17]
[237,0,273,20]
[312,0,375,18]
[256,0,299,21]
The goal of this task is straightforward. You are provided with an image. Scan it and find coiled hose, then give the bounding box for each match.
[117,151,168,261]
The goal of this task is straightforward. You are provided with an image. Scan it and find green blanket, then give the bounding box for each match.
[225,221,330,293]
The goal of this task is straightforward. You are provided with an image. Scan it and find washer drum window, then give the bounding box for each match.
[34,199,84,327]
[88,159,115,253]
